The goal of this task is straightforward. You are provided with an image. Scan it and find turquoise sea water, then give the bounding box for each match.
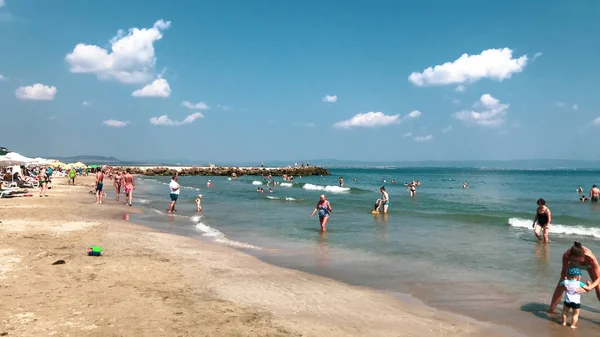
[129,168,600,336]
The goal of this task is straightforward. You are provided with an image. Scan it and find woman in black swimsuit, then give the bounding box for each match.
[532,198,552,243]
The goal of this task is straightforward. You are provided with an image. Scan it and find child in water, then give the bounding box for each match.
[195,194,202,213]
[372,199,382,214]
[560,267,591,329]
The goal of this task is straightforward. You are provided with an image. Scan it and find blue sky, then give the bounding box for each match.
[1,0,599,163]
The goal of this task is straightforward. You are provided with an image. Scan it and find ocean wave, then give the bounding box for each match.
[279,182,293,187]
[508,217,600,239]
[191,218,263,250]
[252,181,263,185]
[266,196,297,201]
[303,183,350,193]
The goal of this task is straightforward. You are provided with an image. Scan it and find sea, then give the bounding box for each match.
[125,167,600,336]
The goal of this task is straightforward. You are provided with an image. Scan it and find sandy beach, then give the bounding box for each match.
[0,175,512,337]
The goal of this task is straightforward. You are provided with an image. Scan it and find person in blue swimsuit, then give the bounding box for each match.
[309,194,332,232]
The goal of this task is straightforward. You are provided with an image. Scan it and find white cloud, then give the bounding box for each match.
[150,112,203,126]
[414,135,433,142]
[404,110,422,120]
[592,117,600,126]
[102,119,130,127]
[216,104,231,111]
[442,125,453,133]
[455,85,466,92]
[65,20,171,84]
[454,94,509,127]
[408,48,528,86]
[15,83,57,101]
[182,101,210,110]
[572,104,579,111]
[0,74,7,81]
[323,95,338,103]
[131,78,170,97]
[0,0,5,8]
[82,101,90,106]
[333,112,400,129]
[533,52,543,60]
[402,132,412,137]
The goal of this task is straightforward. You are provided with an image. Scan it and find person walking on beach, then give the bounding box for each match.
[532,198,551,243]
[68,167,76,185]
[589,185,600,203]
[309,194,332,232]
[95,168,104,204]
[113,170,122,200]
[168,175,180,213]
[548,242,600,313]
[37,169,48,197]
[123,169,134,206]
[380,186,389,213]
[559,267,590,329]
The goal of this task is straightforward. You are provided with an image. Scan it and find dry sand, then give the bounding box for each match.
[0,175,512,336]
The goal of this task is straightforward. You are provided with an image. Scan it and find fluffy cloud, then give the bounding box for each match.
[65,20,171,84]
[0,74,7,81]
[323,95,338,103]
[455,85,466,92]
[102,119,130,127]
[442,125,453,133]
[408,48,528,86]
[402,132,412,137]
[333,112,400,129]
[0,0,5,7]
[131,78,171,97]
[592,117,600,126]
[182,101,210,110]
[454,94,509,127]
[150,113,203,126]
[533,52,543,60]
[414,135,433,142]
[82,101,90,106]
[15,83,57,101]
[404,110,422,120]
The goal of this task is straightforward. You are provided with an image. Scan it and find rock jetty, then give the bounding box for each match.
[116,166,331,177]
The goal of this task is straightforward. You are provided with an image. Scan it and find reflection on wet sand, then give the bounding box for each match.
[314,232,330,268]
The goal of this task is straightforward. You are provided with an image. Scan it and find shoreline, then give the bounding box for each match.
[0,175,519,336]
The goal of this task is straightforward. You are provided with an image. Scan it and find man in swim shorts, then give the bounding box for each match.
[95,168,104,204]
[168,175,180,213]
[589,185,600,203]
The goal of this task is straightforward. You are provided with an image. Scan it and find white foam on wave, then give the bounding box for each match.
[279,182,293,187]
[303,183,350,193]
[508,217,600,239]
[252,181,263,185]
[191,218,263,250]
[266,196,297,201]
[137,198,151,204]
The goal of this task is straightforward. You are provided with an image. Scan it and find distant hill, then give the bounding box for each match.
[52,155,123,164]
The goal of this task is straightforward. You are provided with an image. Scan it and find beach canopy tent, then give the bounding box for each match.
[0,155,25,166]
[50,160,67,168]
[4,152,34,164]
[29,157,53,166]
[66,162,86,168]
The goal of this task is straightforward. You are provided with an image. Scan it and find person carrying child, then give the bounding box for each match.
[560,267,591,329]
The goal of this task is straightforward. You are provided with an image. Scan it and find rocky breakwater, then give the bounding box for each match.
[118,166,331,177]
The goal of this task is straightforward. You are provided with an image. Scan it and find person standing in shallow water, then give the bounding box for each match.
[532,198,551,243]
[309,194,332,232]
[168,175,180,213]
[380,186,389,213]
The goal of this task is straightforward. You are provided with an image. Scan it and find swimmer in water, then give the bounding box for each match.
[372,199,382,214]
[589,185,600,203]
[338,176,344,187]
[207,180,212,187]
[463,182,469,189]
[577,186,584,193]
[580,195,588,203]
[195,194,202,212]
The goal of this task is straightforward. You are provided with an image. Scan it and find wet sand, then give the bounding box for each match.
[1,175,511,336]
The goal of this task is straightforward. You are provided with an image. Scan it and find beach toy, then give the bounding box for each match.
[88,246,103,256]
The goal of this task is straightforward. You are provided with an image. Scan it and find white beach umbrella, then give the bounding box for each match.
[0,155,25,166]
[5,152,34,164]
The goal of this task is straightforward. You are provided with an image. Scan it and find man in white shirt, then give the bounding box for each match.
[168,175,180,213]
